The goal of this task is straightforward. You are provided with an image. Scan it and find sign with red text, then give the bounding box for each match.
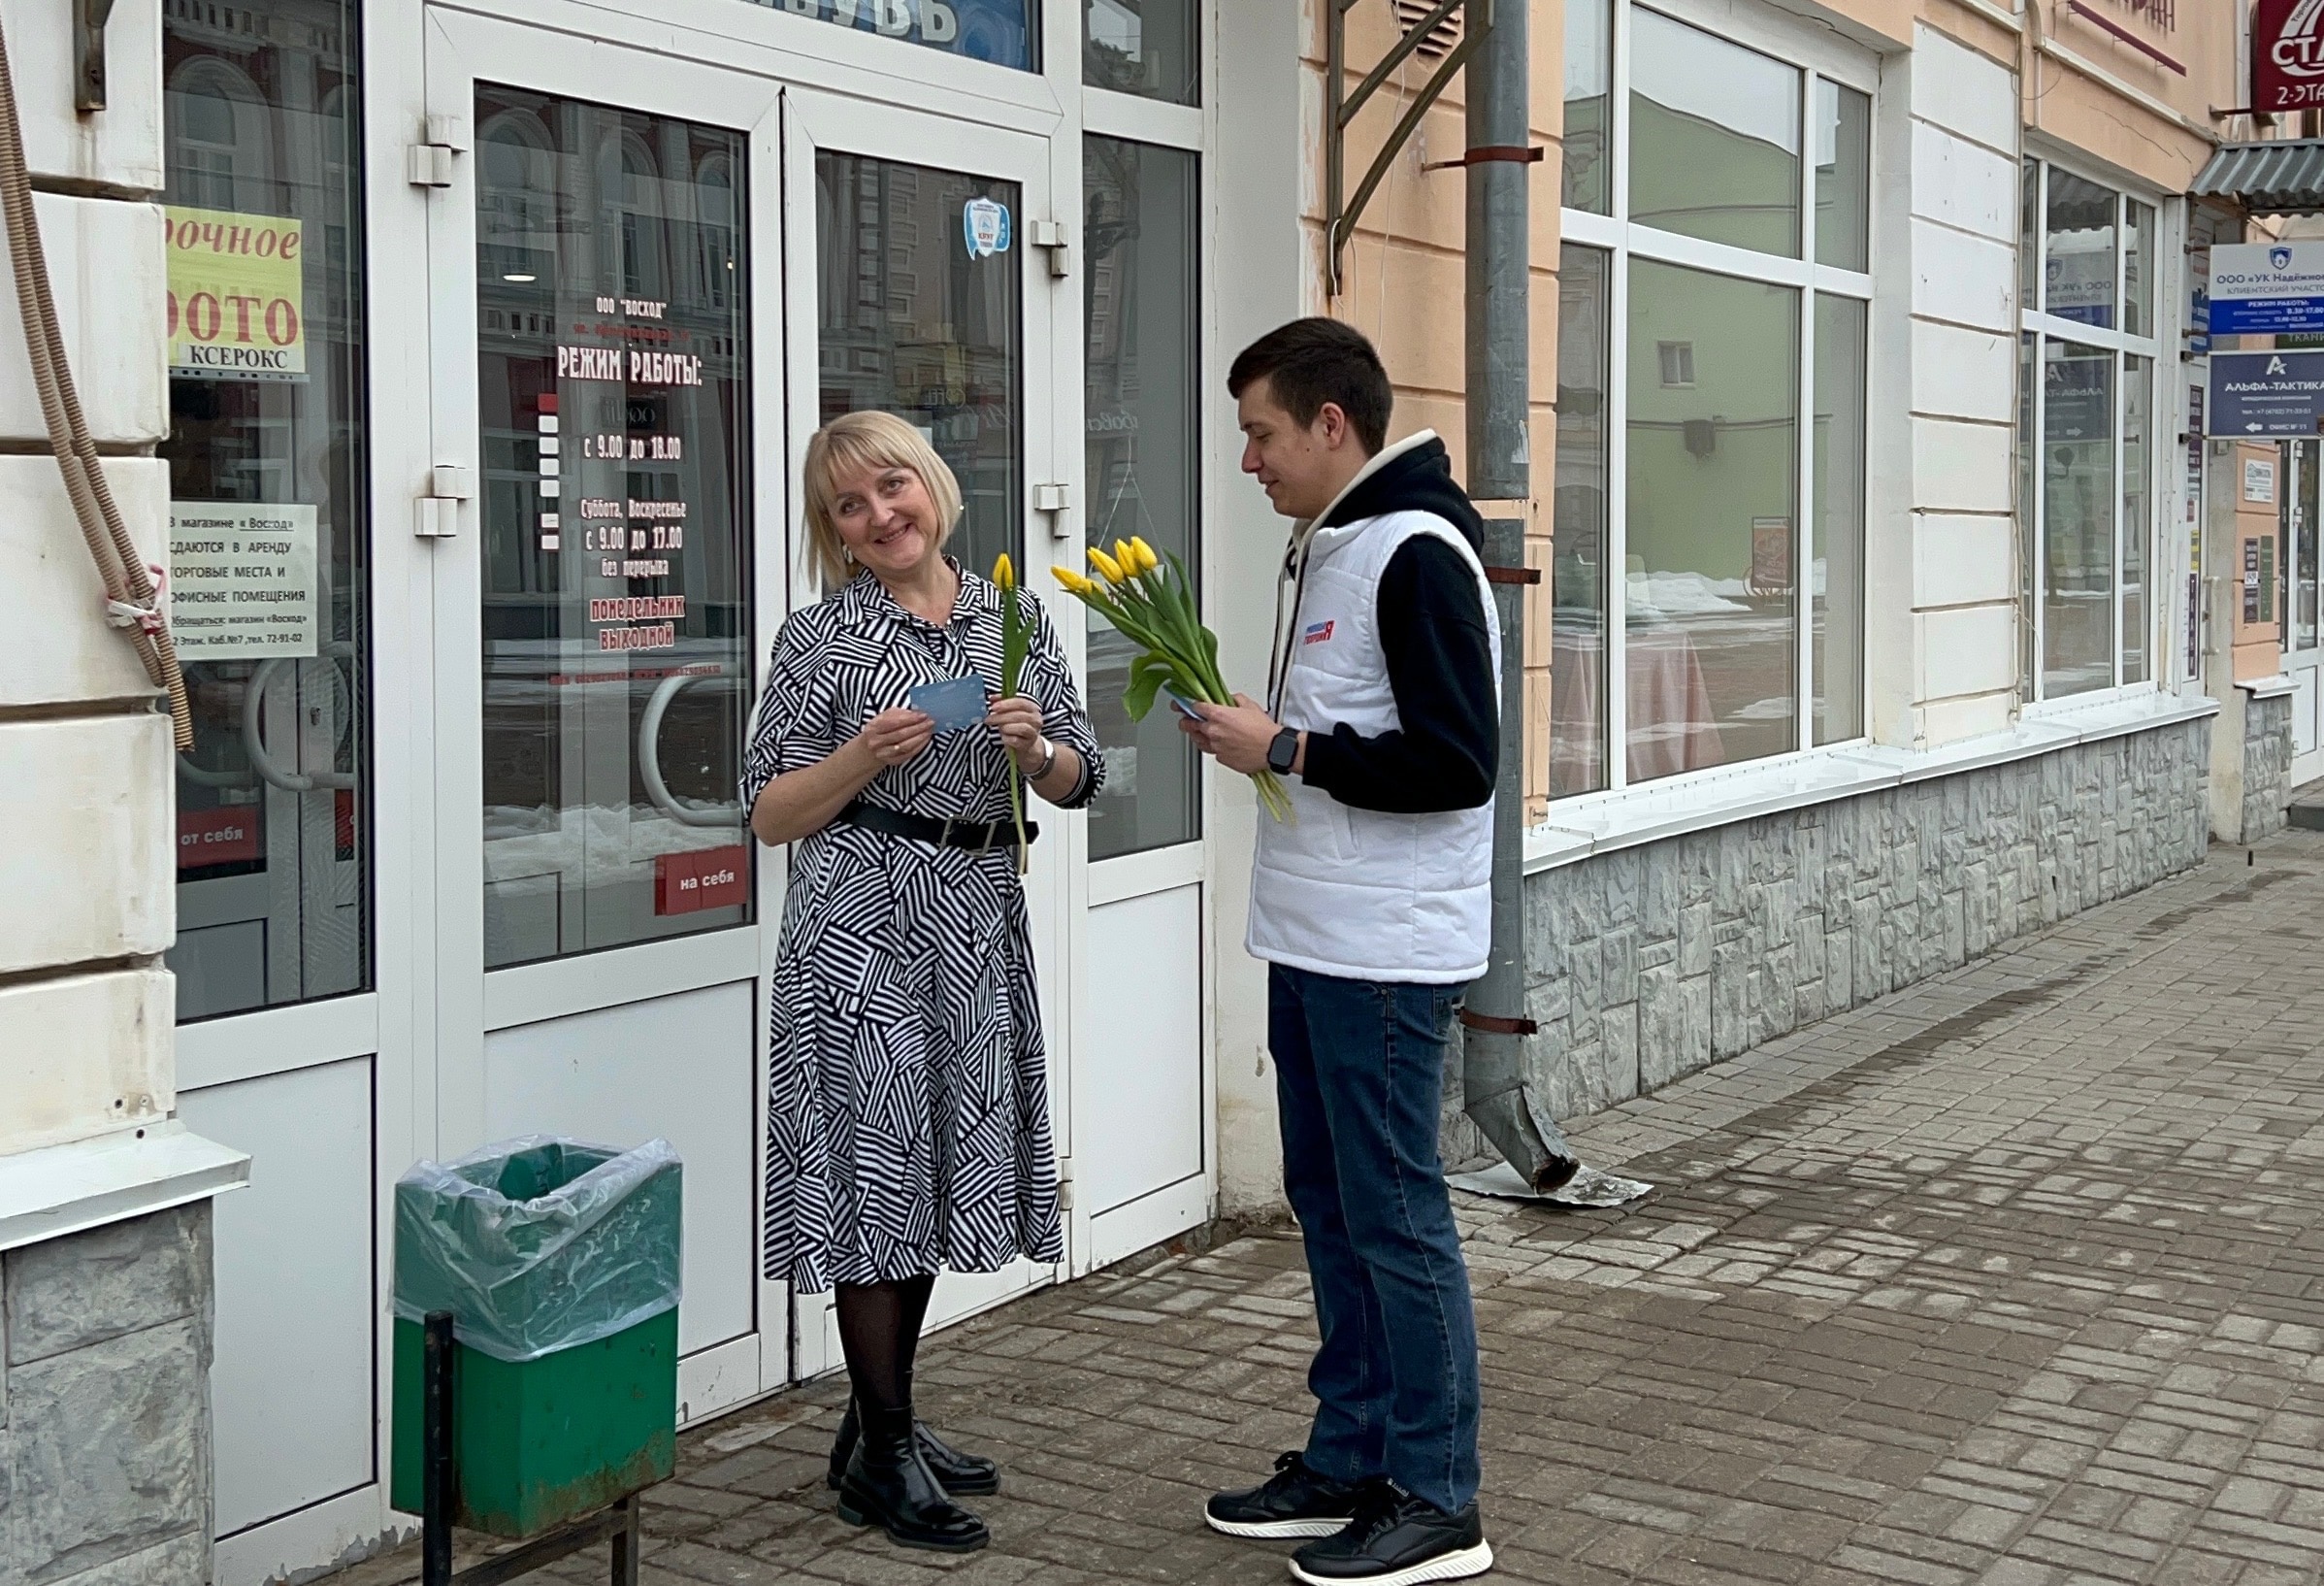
[2256,0,2324,113]
[179,807,261,869]
[165,206,306,380]
[655,845,749,915]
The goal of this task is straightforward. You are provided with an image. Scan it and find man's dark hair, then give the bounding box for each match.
[1227,318,1392,454]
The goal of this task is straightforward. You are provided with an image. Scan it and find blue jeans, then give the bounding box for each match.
[1270,963,1482,1514]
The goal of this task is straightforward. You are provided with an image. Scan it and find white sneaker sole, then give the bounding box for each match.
[1288,1538,1494,1586]
[1206,1513,1354,1540]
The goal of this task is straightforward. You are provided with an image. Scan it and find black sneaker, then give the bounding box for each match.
[1288,1483,1493,1584]
[1204,1451,1366,1540]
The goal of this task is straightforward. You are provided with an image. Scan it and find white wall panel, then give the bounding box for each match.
[1082,884,1203,1218]
[1910,24,2018,157]
[180,1058,376,1536]
[1910,319,2016,425]
[1909,120,2017,244]
[0,965,170,1154]
[1913,417,2014,514]
[1918,689,2017,746]
[1915,513,2018,609]
[0,712,172,972]
[0,457,168,708]
[0,194,167,445]
[482,982,756,1357]
[0,0,164,190]
[1920,604,2018,698]
[1909,217,2015,332]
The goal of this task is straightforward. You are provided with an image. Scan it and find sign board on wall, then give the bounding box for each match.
[2246,456,2278,504]
[169,503,318,659]
[2208,350,2324,436]
[2209,243,2324,335]
[2257,0,2324,111]
[164,206,306,380]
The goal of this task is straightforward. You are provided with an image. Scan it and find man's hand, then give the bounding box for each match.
[1179,693,1299,776]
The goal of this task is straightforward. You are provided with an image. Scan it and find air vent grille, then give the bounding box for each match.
[1391,0,1462,60]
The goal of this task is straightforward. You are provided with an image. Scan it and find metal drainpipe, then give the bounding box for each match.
[1461,0,1577,1191]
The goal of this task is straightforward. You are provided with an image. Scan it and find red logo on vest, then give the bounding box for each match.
[2256,0,2324,112]
[1302,620,1335,645]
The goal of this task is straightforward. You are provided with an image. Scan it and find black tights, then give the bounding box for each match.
[835,1274,936,1414]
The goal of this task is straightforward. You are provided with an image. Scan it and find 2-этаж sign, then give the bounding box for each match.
[169,503,318,659]
[165,206,306,380]
[2256,0,2324,111]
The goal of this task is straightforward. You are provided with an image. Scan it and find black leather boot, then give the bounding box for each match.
[835,1404,990,1553]
[829,1399,1002,1496]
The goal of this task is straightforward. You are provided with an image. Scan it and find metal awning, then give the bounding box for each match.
[2192,140,2324,215]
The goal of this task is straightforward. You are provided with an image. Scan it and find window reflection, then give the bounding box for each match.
[475,89,753,969]
[1551,245,1610,797]
[1561,0,1611,215]
[2041,339,2114,698]
[1085,138,1199,859]
[816,153,1023,584]
[1814,294,1866,743]
[1084,0,1197,104]
[1625,259,1798,779]
[1628,10,1801,257]
[1813,80,1870,272]
[2044,170,2117,330]
[163,0,372,1021]
[2120,355,2150,684]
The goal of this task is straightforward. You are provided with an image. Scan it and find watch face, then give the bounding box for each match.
[1268,729,1297,774]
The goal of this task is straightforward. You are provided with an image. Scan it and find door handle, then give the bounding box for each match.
[638,671,744,829]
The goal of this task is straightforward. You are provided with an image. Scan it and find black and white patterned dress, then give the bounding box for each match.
[741,562,1102,1294]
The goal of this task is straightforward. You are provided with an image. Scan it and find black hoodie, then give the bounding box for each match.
[1293,437,1499,814]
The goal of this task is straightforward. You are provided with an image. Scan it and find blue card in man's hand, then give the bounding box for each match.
[907,676,989,733]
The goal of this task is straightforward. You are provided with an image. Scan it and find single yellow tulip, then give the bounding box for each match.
[1129,537,1160,574]
[1113,540,1136,577]
[993,551,1015,590]
[1051,566,1094,596]
[1087,545,1128,584]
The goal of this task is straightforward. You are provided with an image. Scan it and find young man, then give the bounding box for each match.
[1183,318,1498,1586]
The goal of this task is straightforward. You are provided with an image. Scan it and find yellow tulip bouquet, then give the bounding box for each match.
[1052,538,1293,822]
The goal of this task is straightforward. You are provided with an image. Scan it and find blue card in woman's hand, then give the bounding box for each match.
[907,676,989,732]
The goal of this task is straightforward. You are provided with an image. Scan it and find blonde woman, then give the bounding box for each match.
[741,411,1101,1553]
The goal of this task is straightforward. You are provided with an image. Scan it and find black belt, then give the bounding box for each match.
[836,801,1039,853]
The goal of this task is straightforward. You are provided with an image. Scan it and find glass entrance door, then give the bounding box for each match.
[423,11,788,1421]
[781,86,1069,1369]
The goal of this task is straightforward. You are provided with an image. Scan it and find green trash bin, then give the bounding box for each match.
[389,1136,682,1538]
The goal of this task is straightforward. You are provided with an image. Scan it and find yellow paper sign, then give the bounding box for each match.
[164,206,306,380]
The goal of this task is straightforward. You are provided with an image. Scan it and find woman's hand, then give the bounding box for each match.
[854,708,934,772]
[986,695,1050,776]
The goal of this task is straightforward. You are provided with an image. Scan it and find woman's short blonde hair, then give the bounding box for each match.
[800,411,965,594]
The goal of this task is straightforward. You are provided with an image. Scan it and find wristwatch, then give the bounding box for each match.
[1266,727,1300,776]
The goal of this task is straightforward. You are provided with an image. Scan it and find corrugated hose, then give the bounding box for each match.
[0,12,194,750]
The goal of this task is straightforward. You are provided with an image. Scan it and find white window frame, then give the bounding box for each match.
[2017,153,2166,711]
[1555,0,1875,805]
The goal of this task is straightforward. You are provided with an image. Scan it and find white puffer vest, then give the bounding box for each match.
[1245,504,1500,986]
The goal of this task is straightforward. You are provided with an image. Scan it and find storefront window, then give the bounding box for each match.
[1551,1,1870,796]
[475,89,753,969]
[1085,0,1197,104]
[1551,244,1610,797]
[2016,160,2162,702]
[767,0,1038,72]
[1628,9,1800,257]
[1814,80,1870,272]
[1562,0,1610,215]
[1626,261,1798,777]
[816,152,1023,586]
[163,0,371,1020]
[1085,138,1199,859]
[1815,294,1867,743]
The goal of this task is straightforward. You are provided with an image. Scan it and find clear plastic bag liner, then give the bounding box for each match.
[393,1135,683,1363]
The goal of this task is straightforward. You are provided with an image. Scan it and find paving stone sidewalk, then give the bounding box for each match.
[336,832,2324,1586]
